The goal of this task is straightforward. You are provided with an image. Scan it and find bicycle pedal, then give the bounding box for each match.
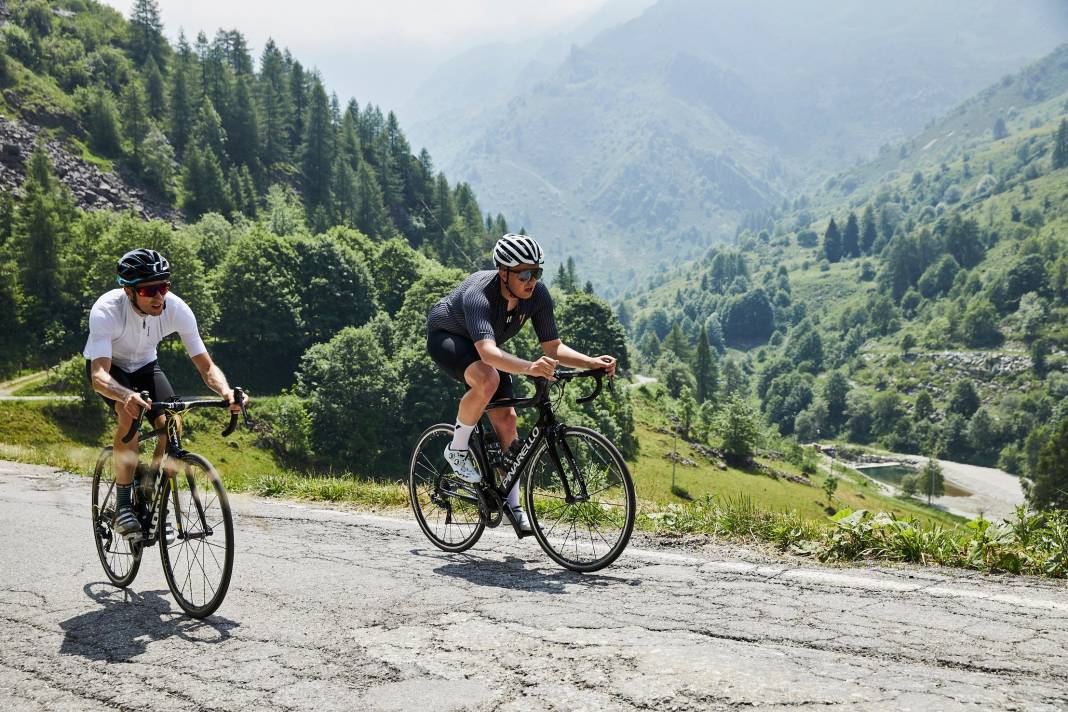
[162,522,176,545]
[123,529,144,544]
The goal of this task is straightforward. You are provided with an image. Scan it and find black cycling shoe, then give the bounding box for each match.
[113,505,143,543]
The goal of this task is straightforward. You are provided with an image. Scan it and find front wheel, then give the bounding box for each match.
[409,423,485,552]
[159,454,235,618]
[91,447,143,587]
[525,426,635,572]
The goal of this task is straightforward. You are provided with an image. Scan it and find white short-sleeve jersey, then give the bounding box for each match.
[83,289,207,372]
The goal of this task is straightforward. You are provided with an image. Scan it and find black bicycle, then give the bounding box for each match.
[409,369,636,572]
[91,388,251,618]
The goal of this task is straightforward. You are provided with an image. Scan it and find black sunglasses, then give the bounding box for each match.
[508,267,543,283]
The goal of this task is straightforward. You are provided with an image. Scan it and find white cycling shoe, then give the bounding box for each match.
[510,505,533,532]
[443,446,481,484]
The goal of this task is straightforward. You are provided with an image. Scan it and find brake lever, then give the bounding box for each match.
[120,390,151,443]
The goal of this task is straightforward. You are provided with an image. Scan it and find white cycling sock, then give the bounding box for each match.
[450,419,475,451]
[507,480,521,509]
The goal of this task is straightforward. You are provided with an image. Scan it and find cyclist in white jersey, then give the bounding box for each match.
[83,248,246,541]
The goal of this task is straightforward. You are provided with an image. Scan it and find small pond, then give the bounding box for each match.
[858,465,972,497]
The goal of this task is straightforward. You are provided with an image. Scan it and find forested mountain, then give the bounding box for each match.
[424,0,1068,294]
[0,0,638,478]
[0,0,512,367]
[617,44,1068,508]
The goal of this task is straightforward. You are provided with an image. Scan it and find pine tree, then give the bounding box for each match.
[129,0,167,68]
[355,161,389,238]
[860,204,878,254]
[332,154,359,228]
[226,74,260,171]
[191,97,227,159]
[842,212,860,258]
[300,76,335,217]
[182,145,232,219]
[823,218,842,263]
[566,257,578,291]
[693,324,718,404]
[993,117,1008,140]
[201,31,232,125]
[1053,119,1068,171]
[122,79,150,166]
[289,60,307,155]
[378,111,409,230]
[143,55,167,120]
[663,322,691,362]
[433,173,454,234]
[169,59,195,159]
[222,30,254,76]
[257,39,292,167]
[555,263,572,292]
[13,144,74,351]
[337,102,362,173]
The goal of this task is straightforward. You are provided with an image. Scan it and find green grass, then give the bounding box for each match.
[627,391,962,528]
[0,400,408,509]
[4,397,1068,576]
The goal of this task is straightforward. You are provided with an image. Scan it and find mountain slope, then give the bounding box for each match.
[425,0,1068,294]
[619,44,1068,488]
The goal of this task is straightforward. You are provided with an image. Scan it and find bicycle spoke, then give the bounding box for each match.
[527,428,634,571]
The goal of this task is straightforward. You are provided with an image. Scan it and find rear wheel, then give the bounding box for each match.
[525,426,635,572]
[159,454,235,618]
[409,424,485,552]
[91,447,142,587]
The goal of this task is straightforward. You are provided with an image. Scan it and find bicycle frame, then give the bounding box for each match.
[124,392,247,546]
[443,372,604,536]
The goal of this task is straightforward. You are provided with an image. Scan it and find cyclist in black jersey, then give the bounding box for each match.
[426,234,617,531]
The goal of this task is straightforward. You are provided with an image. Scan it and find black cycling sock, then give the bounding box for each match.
[116,483,133,510]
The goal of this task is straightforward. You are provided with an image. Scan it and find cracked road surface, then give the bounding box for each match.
[2,461,1067,711]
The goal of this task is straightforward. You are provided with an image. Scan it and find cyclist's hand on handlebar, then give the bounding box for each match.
[224,388,248,413]
[526,356,558,380]
[590,355,617,377]
[122,391,151,420]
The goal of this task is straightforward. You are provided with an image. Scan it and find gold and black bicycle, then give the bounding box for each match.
[90,388,250,618]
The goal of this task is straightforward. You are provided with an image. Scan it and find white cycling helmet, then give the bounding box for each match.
[493,234,544,267]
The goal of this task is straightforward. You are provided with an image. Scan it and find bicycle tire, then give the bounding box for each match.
[525,426,635,572]
[158,453,235,618]
[91,447,143,587]
[409,423,485,552]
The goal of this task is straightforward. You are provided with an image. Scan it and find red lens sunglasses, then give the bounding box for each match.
[134,282,170,298]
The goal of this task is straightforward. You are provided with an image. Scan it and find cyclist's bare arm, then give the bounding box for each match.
[191,352,246,413]
[540,339,617,376]
[89,357,150,419]
[474,339,557,379]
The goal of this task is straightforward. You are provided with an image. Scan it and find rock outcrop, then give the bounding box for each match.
[0,116,180,223]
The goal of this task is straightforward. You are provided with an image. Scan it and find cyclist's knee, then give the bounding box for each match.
[467,363,499,398]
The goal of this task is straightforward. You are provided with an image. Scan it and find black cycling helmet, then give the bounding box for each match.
[116,248,171,286]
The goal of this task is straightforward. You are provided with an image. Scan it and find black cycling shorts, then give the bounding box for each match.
[426,330,513,402]
[85,359,175,414]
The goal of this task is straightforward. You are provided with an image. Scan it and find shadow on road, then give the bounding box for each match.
[58,582,239,662]
[419,551,641,593]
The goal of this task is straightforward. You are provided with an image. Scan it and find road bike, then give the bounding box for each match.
[410,370,635,572]
[91,388,250,618]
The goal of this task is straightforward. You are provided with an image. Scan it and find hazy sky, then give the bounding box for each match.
[97,0,608,114]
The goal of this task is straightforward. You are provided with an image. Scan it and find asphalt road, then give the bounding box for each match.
[2,461,1067,711]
